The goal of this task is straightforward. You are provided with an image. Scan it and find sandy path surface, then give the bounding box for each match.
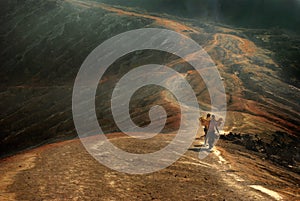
[1,133,299,200]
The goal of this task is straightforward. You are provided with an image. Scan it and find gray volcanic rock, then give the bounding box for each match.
[0,0,153,86]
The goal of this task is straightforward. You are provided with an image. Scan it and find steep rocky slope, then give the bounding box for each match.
[0,0,299,157]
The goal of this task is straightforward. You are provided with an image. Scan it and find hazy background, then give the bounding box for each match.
[100,0,300,33]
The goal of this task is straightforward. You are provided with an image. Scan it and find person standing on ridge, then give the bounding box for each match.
[199,113,211,146]
[207,115,222,151]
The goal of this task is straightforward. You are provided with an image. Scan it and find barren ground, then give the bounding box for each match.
[1,133,299,201]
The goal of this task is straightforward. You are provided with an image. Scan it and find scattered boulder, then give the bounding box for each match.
[221,131,300,173]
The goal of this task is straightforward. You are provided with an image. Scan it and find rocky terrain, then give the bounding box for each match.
[0,1,300,200]
[220,131,300,173]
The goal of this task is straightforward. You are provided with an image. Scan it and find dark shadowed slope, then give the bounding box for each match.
[0,0,299,157]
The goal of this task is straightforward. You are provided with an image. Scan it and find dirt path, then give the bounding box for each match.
[64,0,200,35]
[1,133,298,200]
[205,33,256,56]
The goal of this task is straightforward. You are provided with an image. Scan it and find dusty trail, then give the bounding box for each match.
[1,134,298,200]
[205,33,257,55]
[64,0,200,35]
